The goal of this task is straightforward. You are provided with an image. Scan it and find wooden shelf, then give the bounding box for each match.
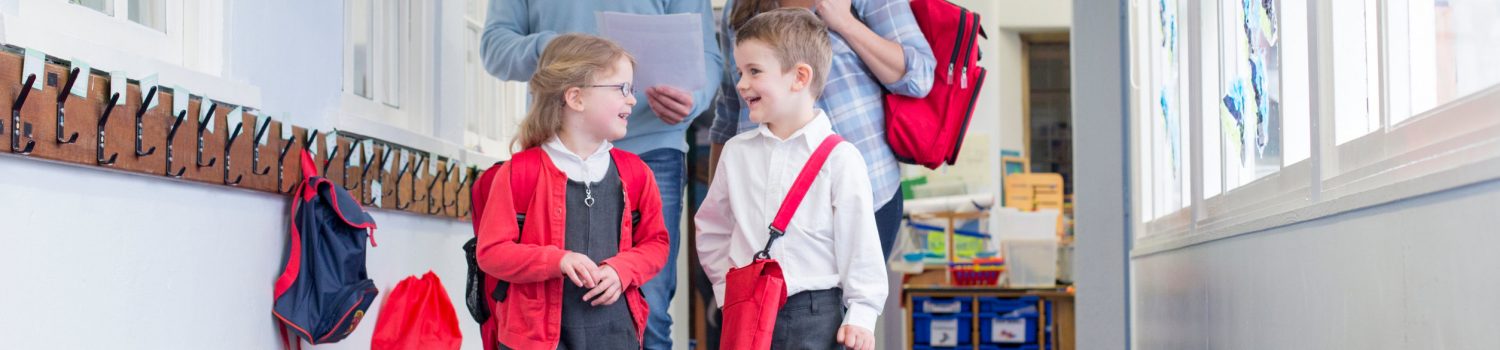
[904,285,1076,350]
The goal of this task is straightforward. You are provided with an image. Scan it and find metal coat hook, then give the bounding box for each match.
[134,86,158,157]
[427,161,456,215]
[250,117,272,175]
[397,155,428,210]
[359,146,389,206]
[455,166,479,217]
[408,155,432,204]
[277,128,299,193]
[321,140,341,175]
[222,114,244,186]
[301,129,319,150]
[54,68,81,145]
[163,110,188,178]
[194,103,217,168]
[339,139,363,192]
[11,74,37,155]
[386,149,411,209]
[96,92,120,165]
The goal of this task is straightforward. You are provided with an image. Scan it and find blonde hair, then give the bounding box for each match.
[514,34,635,151]
[735,8,833,98]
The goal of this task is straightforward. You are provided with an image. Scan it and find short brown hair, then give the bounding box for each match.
[514,34,634,151]
[735,8,832,98]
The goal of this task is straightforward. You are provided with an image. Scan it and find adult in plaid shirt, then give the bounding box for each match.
[712,0,935,257]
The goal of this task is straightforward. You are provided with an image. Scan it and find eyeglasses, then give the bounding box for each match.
[586,82,636,98]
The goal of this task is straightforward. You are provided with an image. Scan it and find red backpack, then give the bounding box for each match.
[884,0,987,169]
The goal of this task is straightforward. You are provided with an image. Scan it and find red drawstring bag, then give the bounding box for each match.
[720,135,843,350]
[371,271,463,350]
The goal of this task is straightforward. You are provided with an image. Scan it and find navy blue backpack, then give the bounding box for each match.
[273,149,379,349]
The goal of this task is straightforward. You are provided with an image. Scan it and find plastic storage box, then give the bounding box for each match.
[913,312,972,346]
[979,296,1041,344]
[1001,238,1058,288]
[913,296,972,314]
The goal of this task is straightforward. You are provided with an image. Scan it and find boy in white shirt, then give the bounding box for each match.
[694,8,887,350]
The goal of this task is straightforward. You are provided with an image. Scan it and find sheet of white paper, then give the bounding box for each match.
[140,74,159,110]
[69,59,89,97]
[199,97,214,133]
[595,12,706,92]
[254,113,270,146]
[171,86,189,118]
[324,130,338,156]
[109,71,126,100]
[21,48,42,89]
[229,106,243,133]
[370,181,382,208]
[279,117,291,140]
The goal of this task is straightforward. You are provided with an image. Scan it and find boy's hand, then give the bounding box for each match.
[646,86,694,125]
[583,265,624,306]
[836,325,874,350]
[559,252,599,288]
[816,0,857,34]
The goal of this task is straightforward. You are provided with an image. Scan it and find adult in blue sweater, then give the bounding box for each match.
[480,1,722,349]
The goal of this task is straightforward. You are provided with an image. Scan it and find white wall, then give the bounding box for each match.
[0,156,479,349]
[1134,179,1500,349]
[0,1,485,349]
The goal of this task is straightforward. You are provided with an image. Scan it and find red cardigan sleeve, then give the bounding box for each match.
[475,162,566,284]
[601,164,671,289]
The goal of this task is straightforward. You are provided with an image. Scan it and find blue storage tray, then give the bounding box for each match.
[913,312,973,346]
[981,345,1041,350]
[979,313,1039,344]
[979,296,1039,314]
[914,296,972,314]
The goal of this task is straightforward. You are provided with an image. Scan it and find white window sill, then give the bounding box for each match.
[333,97,504,169]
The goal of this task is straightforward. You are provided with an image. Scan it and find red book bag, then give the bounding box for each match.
[884,0,987,169]
[720,135,843,350]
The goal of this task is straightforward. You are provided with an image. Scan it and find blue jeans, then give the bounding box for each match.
[638,149,683,350]
[875,189,905,258]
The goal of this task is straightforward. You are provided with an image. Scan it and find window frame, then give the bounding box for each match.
[1130,0,1500,255]
[340,0,434,138]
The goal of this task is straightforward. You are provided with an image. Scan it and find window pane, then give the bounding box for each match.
[1218,0,1282,190]
[1201,0,1222,198]
[1148,0,1186,219]
[128,0,166,32]
[1391,0,1500,125]
[70,0,113,16]
[1281,0,1311,166]
[1332,0,1381,145]
[349,0,372,98]
[377,1,403,108]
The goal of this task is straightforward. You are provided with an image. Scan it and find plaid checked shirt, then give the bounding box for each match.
[712,0,935,207]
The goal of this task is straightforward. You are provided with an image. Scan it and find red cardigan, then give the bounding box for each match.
[475,148,670,349]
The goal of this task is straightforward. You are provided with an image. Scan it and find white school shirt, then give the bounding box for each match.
[694,109,889,331]
[541,137,612,182]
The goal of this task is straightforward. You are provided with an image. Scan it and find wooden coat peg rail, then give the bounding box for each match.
[0,45,478,222]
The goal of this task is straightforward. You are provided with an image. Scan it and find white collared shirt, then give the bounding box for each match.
[541,138,613,182]
[694,109,888,331]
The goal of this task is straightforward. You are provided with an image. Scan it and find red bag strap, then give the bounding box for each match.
[756,134,844,260]
[507,149,544,215]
